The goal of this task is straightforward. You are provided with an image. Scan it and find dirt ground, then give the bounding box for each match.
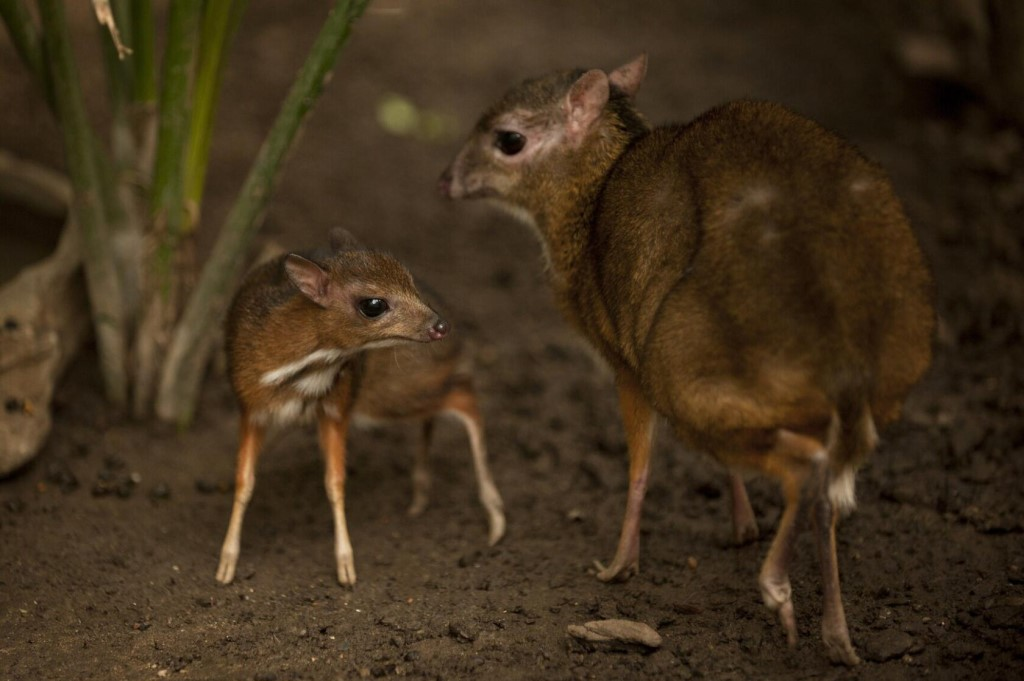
[2,1,1023,679]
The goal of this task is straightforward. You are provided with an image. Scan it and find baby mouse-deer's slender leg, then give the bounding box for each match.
[597,370,655,582]
[407,418,435,518]
[217,411,265,584]
[320,374,357,586]
[813,461,861,665]
[729,471,759,544]
[441,383,506,546]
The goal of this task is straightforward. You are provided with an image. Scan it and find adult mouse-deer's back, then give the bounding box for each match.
[440,54,933,665]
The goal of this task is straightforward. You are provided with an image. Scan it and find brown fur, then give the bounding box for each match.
[441,55,934,664]
[216,232,505,587]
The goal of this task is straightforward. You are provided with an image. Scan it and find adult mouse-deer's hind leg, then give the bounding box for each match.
[812,459,861,665]
[729,471,759,544]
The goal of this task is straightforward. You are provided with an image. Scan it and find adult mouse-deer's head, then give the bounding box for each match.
[439,55,650,223]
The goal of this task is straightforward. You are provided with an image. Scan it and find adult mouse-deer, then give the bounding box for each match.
[439,55,933,664]
[218,229,505,587]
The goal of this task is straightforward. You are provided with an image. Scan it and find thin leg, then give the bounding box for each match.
[596,370,655,582]
[729,471,759,544]
[407,418,434,517]
[742,429,824,647]
[217,411,265,584]
[812,462,861,665]
[443,385,506,546]
[757,463,807,647]
[319,386,356,586]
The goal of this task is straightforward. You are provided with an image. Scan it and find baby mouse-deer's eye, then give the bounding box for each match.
[357,298,389,319]
[494,130,526,156]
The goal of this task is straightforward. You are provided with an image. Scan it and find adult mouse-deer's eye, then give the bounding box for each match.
[495,130,526,156]
[358,298,389,318]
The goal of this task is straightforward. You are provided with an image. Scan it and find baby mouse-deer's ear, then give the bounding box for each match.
[329,227,363,253]
[285,254,331,307]
[565,69,610,145]
[609,53,647,99]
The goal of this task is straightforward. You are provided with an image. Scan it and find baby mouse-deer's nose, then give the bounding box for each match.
[428,318,449,341]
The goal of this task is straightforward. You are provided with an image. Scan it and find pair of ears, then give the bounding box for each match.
[284,227,363,306]
[566,53,648,141]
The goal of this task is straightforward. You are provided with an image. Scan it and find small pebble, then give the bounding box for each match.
[448,620,478,643]
[861,629,915,662]
[103,455,125,470]
[149,483,171,502]
[195,479,218,494]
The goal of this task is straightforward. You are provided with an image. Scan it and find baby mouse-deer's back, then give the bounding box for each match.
[226,237,448,423]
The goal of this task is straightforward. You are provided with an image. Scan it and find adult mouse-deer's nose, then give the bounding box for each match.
[428,318,449,341]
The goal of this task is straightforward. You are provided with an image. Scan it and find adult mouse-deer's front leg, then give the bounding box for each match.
[596,371,655,582]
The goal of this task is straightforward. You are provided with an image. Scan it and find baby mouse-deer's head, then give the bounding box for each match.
[439,54,650,219]
[284,244,448,350]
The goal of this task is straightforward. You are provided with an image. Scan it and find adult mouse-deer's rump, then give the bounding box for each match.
[439,55,933,665]
[217,229,505,588]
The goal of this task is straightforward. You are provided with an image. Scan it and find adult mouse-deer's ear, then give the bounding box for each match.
[609,54,647,98]
[284,254,331,307]
[329,227,363,253]
[565,69,610,144]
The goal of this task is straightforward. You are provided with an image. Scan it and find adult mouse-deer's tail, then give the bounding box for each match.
[827,388,878,516]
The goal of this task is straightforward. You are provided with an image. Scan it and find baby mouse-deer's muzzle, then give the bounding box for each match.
[428,318,449,340]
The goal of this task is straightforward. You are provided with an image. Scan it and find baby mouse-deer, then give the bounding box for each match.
[218,228,505,587]
[440,55,933,664]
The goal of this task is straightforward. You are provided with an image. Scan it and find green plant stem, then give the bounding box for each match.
[37,0,127,406]
[1,0,54,108]
[127,0,156,189]
[129,0,155,105]
[98,0,133,108]
[156,0,373,426]
[132,0,202,417]
[183,0,249,232]
[149,0,201,263]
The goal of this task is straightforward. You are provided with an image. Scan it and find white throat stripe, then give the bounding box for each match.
[260,348,345,386]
